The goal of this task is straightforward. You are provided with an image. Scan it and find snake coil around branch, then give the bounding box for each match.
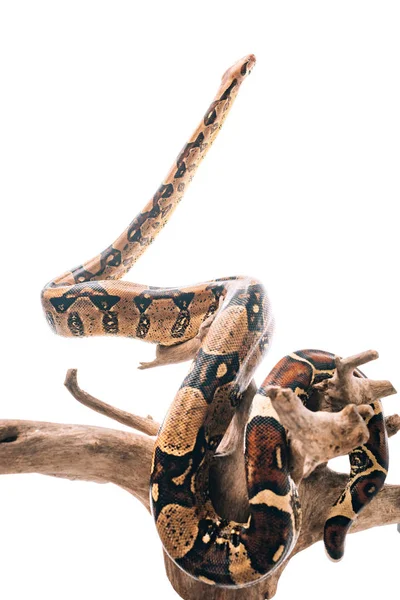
[1,55,398,598]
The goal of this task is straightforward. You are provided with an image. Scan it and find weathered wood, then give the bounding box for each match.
[64,368,159,436]
[0,350,398,599]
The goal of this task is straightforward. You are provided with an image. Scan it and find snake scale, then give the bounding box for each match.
[41,55,388,587]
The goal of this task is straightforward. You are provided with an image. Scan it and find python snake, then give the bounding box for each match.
[41,55,388,587]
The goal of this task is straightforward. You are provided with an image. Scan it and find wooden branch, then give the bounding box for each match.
[0,411,399,599]
[0,419,153,509]
[265,386,372,480]
[314,350,396,410]
[138,309,220,370]
[64,368,159,436]
[0,349,398,599]
[386,414,400,438]
[165,462,400,600]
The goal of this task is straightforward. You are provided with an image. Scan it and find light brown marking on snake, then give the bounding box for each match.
[172,461,193,486]
[157,387,207,457]
[216,363,228,378]
[198,576,216,585]
[329,440,388,523]
[202,305,248,354]
[272,544,285,563]
[249,489,293,513]
[229,542,260,586]
[151,483,159,503]
[328,497,357,521]
[157,504,199,559]
[275,446,283,470]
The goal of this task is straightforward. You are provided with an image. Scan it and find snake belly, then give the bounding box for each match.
[40,55,389,586]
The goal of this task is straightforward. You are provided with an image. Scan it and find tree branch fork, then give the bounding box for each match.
[0,350,398,599]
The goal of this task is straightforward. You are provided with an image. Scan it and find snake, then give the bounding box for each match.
[41,54,389,586]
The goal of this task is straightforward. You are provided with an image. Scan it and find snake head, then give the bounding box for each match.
[221,54,256,87]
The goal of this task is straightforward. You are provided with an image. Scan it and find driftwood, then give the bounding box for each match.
[0,350,398,599]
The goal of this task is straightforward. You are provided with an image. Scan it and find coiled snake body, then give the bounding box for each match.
[41,55,388,586]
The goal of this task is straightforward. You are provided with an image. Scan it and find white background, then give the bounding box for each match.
[1,2,399,598]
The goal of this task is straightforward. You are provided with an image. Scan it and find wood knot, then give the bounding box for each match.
[0,427,18,444]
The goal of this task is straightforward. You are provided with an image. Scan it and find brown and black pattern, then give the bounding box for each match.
[262,354,314,394]
[40,54,388,587]
[176,133,205,174]
[181,348,241,404]
[323,515,352,561]
[127,183,174,245]
[258,350,388,564]
[49,282,121,313]
[133,294,153,339]
[67,311,85,337]
[151,276,289,587]
[229,282,266,332]
[176,518,238,587]
[43,54,253,297]
[102,311,119,335]
[245,416,291,498]
[275,351,389,563]
[151,426,208,521]
[240,503,295,576]
[324,399,388,561]
[171,292,195,338]
[203,78,238,127]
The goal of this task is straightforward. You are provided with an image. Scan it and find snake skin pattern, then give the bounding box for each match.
[41,55,388,586]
